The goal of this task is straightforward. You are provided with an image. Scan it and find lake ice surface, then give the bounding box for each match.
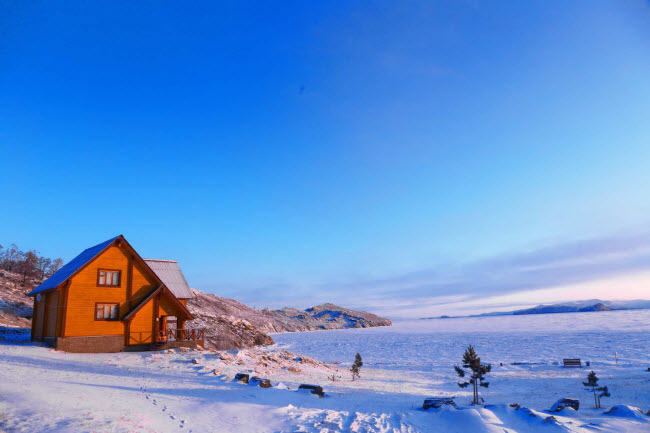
[273,310,650,409]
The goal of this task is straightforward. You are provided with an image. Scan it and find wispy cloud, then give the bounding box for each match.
[201,231,650,318]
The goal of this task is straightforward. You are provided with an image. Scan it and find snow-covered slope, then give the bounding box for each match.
[1,340,648,433]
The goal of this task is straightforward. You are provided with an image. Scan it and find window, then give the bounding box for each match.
[95,303,119,321]
[97,269,121,287]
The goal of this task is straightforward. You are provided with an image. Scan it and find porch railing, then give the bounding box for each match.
[156,328,205,343]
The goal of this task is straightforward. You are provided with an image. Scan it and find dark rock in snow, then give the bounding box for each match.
[423,397,457,410]
[251,377,272,388]
[234,373,250,384]
[550,398,579,412]
[298,384,324,397]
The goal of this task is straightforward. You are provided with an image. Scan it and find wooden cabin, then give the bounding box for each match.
[27,235,204,352]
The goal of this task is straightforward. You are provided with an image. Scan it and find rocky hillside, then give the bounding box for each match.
[186,292,274,350]
[0,271,34,328]
[262,302,392,331]
[188,290,392,334]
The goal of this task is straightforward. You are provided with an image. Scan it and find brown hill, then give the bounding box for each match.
[0,270,34,328]
[188,290,392,335]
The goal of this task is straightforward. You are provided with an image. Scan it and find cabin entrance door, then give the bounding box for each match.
[158,316,168,341]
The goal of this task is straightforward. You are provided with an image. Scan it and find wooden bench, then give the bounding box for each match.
[563,358,582,368]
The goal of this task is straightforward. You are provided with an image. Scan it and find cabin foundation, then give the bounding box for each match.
[55,335,126,353]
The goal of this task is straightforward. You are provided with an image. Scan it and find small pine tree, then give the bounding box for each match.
[583,371,610,409]
[454,345,492,405]
[350,353,363,381]
[597,385,610,408]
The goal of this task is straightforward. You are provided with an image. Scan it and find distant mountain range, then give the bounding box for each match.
[423,299,650,320]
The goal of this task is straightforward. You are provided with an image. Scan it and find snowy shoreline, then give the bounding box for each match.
[1,310,649,432]
[1,337,649,432]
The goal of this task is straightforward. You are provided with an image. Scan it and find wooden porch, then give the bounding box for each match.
[156,327,205,344]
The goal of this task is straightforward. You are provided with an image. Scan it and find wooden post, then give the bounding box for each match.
[41,292,49,339]
[126,256,133,310]
[152,295,159,343]
[30,299,38,341]
[124,319,130,347]
[60,280,70,338]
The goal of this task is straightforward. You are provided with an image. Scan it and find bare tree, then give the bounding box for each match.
[49,258,64,275]
[36,256,52,280]
[0,242,63,282]
[19,250,39,283]
[2,244,23,272]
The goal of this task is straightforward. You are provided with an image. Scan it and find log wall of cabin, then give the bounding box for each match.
[56,286,67,337]
[64,245,157,338]
[159,296,178,316]
[129,299,154,344]
[44,291,59,338]
[131,261,157,306]
[32,297,45,339]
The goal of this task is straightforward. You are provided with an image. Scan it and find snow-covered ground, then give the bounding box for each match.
[1,310,649,432]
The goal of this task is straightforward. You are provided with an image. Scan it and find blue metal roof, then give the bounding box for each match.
[27,236,121,296]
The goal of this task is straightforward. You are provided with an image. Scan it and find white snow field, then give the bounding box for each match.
[0,310,648,433]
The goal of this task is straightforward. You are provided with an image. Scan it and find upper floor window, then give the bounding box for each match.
[95,303,119,320]
[97,269,121,287]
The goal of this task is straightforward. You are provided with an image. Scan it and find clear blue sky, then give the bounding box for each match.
[2,1,650,317]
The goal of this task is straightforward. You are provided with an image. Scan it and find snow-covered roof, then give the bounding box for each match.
[143,259,193,299]
[27,236,120,296]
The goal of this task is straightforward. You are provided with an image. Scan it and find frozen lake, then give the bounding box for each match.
[273,309,650,368]
[273,309,650,409]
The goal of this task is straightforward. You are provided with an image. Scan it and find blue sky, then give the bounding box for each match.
[2,1,650,317]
